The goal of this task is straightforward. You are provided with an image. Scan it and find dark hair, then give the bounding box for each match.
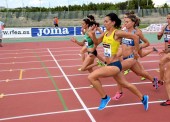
[87,15,95,21]
[83,18,91,27]
[127,14,140,27]
[89,21,100,27]
[106,13,121,28]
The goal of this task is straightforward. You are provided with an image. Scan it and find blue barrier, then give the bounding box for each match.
[31,26,106,37]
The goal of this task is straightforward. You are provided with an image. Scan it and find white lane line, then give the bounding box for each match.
[0,44,163,52]
[47,48,96,122]
[0,53,80,60]
[0,59,160,65]
[0,46,81,52]
[0,68,159,82]
[0,60,54,65]
[0,100,164,121]
[0,73,88,83]
[0,66,59,72]
[0,64,82,72]
[4,82,151,97]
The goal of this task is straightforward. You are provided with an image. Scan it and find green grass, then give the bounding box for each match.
[139,24,149,29]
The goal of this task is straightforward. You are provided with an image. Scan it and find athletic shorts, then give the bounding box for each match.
[123,53,134,60]
[87,50,97,57]
[107,60,122,71]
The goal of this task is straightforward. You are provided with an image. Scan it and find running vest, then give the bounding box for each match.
[122,29,136,46]
[84,32,94,48]
[102,30,120,57]
[164,25,170,43]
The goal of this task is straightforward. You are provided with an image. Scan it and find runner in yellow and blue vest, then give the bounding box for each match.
[88,13,149,111]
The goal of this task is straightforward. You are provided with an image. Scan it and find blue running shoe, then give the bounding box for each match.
[142,95,149,111]
[98,96,111,110]
[153,77,158,89]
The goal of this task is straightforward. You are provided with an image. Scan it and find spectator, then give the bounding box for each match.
[0,20,5,47]
[53,17,59,27]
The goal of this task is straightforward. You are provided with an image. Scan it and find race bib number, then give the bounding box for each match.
[167,35,170,38]
[103,43,111,57]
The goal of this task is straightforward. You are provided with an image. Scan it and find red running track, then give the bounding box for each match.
[0,41,169,122]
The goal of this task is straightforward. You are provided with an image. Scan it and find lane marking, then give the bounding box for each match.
[0,100,164,121]
[0,68,159,83]
[4,81,151,97]
[0,52,161,61]
[19,69,23,80]
[0,59,160,65]
[0,60,54,65]
[5,79,9,82]
[0,44,162,53]
[33,51,68,111]
[0,53,81,60]
[48,48,96,122]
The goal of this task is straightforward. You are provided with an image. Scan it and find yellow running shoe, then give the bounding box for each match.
[97,60,106,67]
[124,69,130,75]
[141,77,146,81]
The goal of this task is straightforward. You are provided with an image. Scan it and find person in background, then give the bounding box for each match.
[53,16,59,27]
[79,15,104,63]
[157,13,170,106]
[0,20,5,47]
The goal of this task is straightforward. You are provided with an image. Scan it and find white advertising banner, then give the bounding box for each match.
[142,23,167,33]
[2,28,31,38]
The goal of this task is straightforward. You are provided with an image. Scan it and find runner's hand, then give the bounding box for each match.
[134,51,139,60]
[70,37,77,43]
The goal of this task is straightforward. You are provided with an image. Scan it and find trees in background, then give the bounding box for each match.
[0,0,168,12]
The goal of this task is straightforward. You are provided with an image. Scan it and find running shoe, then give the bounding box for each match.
[124,69,130,75]
[97,60,106,67]
[142,95,149,111]
[98,96,111,110]
[160,100,170,106]
[112,92,123,100]
[153,77,158,89]
[141,77,146,81]
[153,47,158,52]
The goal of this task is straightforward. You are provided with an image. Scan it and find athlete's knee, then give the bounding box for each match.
[88,74,95,82]
[89,72,99,81]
